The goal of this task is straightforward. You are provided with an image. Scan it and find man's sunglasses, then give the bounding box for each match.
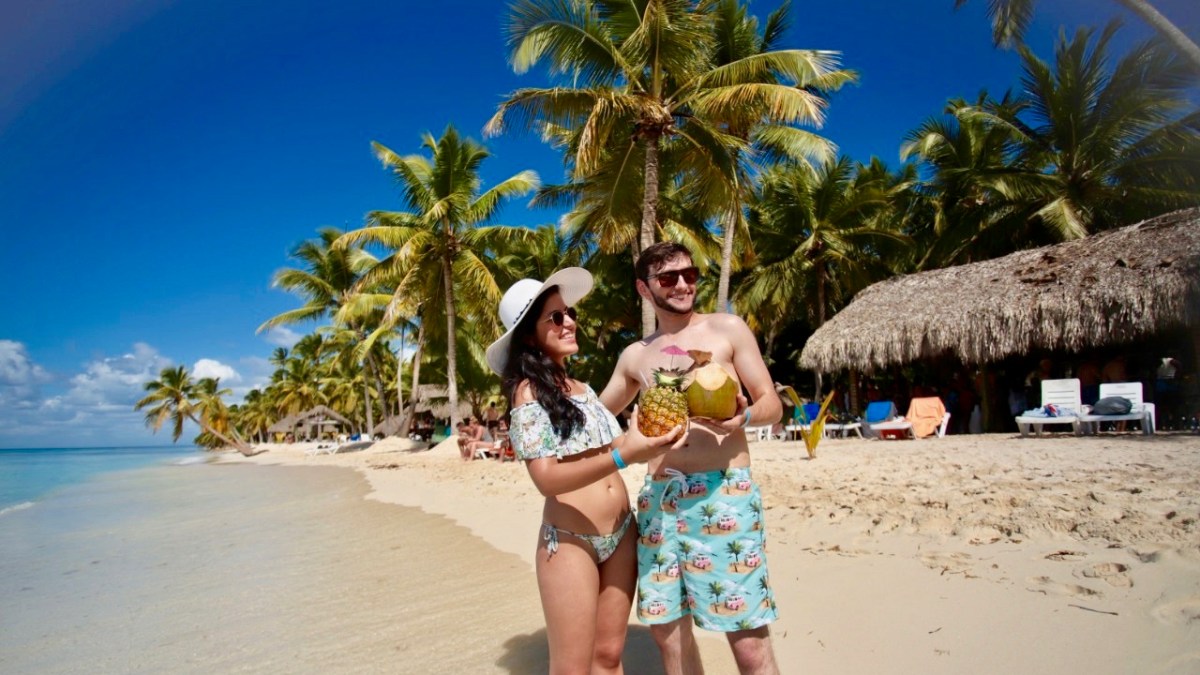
[649,266,700,288]
[543,306,578,326]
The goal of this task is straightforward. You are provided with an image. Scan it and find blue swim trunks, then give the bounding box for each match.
[634,467,778,632]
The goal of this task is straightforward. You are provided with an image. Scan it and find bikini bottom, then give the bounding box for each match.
[542,511,635,564]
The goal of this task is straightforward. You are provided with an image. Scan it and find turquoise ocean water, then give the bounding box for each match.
[0,445,206,515]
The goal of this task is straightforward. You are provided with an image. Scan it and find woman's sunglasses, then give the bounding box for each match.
[650,266,700,288]
[542,306,578,326]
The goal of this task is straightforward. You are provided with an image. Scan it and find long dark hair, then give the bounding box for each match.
[500,287,585,440]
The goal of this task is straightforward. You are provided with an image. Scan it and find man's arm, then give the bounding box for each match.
[707,315,782,433]
[599,346,643,415]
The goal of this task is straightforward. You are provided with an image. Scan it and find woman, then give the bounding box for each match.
[485,268,686,674]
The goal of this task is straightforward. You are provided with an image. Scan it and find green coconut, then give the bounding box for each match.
[684,350,739,419]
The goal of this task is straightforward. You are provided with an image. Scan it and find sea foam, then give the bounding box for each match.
[0,501,34,517]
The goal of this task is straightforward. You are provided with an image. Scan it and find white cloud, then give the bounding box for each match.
[192,358,241,384]
[264,326,302,348]
[0,339,52,405]
[0,342,180,448]
[62,342,172,409]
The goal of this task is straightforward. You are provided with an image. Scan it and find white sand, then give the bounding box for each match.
[229,432,1200,674]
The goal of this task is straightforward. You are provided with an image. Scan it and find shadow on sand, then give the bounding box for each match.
[496,626,667,674]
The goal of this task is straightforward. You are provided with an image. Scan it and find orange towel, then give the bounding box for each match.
[906,397,947,438]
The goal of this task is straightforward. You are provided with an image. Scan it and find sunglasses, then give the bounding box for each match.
[649,266,700,288]
[542,306,578,326]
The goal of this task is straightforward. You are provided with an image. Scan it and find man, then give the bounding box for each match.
[600,242,783,675]
[483,401,501,433]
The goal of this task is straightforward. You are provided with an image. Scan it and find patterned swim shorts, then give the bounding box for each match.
[634,466,778,632]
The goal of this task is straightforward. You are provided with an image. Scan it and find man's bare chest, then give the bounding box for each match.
[633,334,737,384]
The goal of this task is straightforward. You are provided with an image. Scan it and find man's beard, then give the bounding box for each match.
[651,289,693,315]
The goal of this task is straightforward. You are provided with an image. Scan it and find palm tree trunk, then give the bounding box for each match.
[1115,0,1200,72]
[716,198,739,313]
[190,414,255,456]
[400,322,425,438]
[640,136,661,337]
[814,264,827,401]
[396,326,406,418]
[362,377,373,437]
[442,253,462,431]
[365,353,388,435]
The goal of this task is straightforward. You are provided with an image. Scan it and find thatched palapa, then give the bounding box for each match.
[413,384,472,420]
[267,405,352,437]
[799,208,1200,373]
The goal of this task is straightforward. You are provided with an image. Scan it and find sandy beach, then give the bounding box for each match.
[216,430,1200,674]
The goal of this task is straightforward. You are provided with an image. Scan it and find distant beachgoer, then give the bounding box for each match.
[487,267,687,673]
[1103,355,1128,383]
[1156,357,1182,428]
[457,419,487,460]
[484,402,501,433]
[1025,357,1055,407]
[1078,359,1102,405]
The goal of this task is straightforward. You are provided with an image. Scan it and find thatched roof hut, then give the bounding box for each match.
[413,384,472,420]
[267,405,352,437]
[800,208,1200,373]
[266,413,299,434]
[371,415,405,437]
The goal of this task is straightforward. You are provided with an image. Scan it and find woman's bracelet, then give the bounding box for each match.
[741,408,753,428]
[611,446,628,469]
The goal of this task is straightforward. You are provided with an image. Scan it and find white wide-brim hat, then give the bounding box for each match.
[485,267,593,375]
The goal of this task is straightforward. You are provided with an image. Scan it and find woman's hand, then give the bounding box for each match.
[620,404,688,464]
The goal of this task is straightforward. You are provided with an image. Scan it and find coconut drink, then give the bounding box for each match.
[683,350,739,419]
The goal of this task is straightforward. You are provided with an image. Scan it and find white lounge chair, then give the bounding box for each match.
[1078,382,1156,435]
[824,420,864,438]
[1014,378,1083,437]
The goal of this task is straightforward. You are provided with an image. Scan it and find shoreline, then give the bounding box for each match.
[223,431,1200,673]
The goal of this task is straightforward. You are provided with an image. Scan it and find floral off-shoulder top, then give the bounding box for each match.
[509,384,622,460]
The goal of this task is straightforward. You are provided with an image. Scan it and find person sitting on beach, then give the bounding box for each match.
[486,267,687,674]
[457,419,487,461]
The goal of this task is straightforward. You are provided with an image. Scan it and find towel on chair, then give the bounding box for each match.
[906,397,947,438]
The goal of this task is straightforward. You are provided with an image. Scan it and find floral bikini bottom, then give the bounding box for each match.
[542,512,635,563]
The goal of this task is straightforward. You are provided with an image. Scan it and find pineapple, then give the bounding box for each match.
[638,368,690,436]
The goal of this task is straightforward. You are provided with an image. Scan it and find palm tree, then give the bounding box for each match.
[336,126,539,431]
[489,0,842,334]
[273,356,326,415]
[135,366,257,456]
[233,388,274,443]
[900,94,1031,267]
[705,0,855,310]
[741,157,909,395]
[954,0,1200,72]
[258,228,390,430]
[957,25,1200,239]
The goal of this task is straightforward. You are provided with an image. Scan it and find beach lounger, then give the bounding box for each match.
[1014,378,1083,437]
[782,406,810,441]
[824,419,864,438]
[1078,382,1156,435]
[871,400,951,440]
[862,401,898,438]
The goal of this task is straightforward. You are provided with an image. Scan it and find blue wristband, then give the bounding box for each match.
[742,409,752,428]
[611,447,628,470]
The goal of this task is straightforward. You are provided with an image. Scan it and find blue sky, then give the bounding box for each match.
[1,0,1195,448]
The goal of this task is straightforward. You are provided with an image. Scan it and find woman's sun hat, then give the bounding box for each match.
[486,267,593,375]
